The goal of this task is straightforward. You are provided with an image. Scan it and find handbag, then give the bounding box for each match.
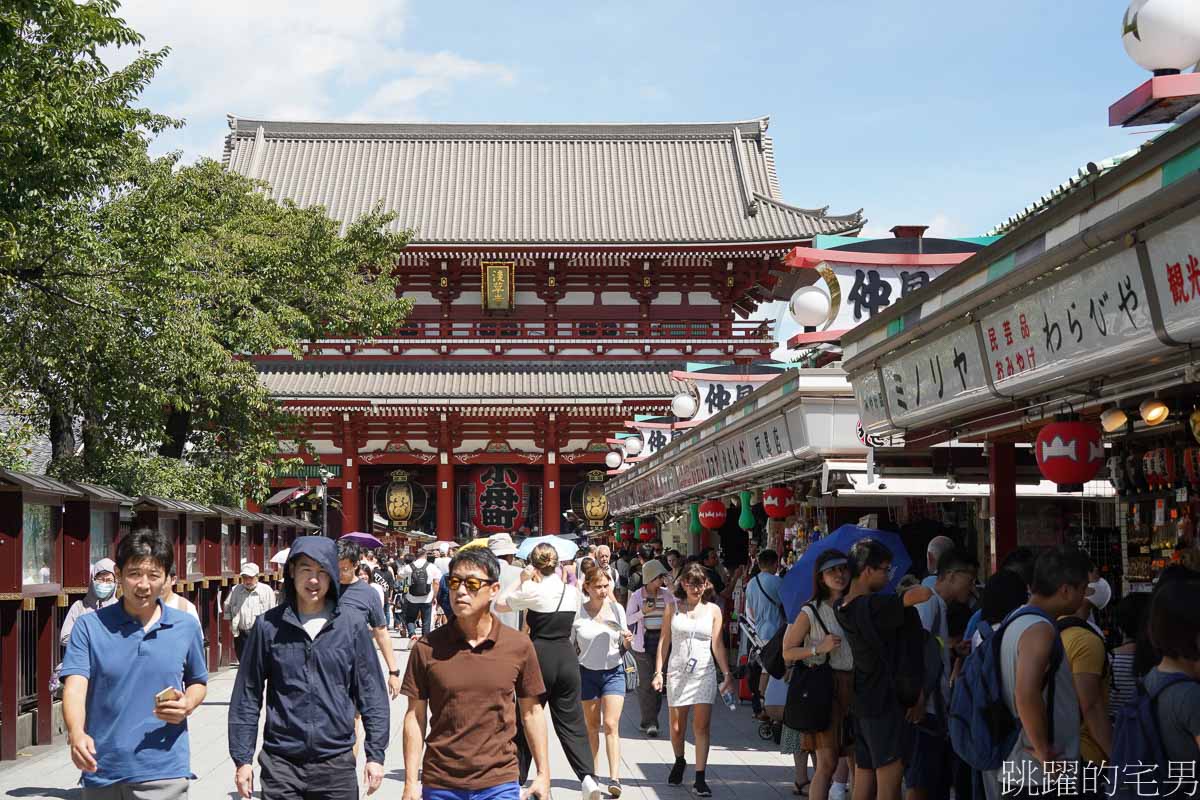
[611,601,639,693]
[754,576,789,679]
[783,603,835,733]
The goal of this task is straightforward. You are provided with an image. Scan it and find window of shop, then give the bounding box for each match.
[186,520,203,576]
[22,503,55,586]
[90,509,115,565]
[221,523,232,573]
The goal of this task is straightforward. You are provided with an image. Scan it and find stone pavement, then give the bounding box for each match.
[0,633,801,799]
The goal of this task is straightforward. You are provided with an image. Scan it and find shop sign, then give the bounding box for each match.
[471,465,528,533]
[854,369,890,435]
[1146,217,1200,343]
[881,324,989,431]
[815,262,955,328]
[978,247,1155,397]
[690,376,771,424]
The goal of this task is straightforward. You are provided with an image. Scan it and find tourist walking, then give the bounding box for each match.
[744,549,787,719]
[574,565,634,797]
[489,532,524,630]
[60,558,119,647]
[1139,579,1200,769]
[781,549,854,800]
[62,529,208,799]
[400,549,442,641]
[229,535,389,800]
[223,562,275,665]
[337,541,404,698]
[652,562,736,797]
[498,543,606,800]
[162,563,201,624]
[400,547,552,800]
[626,558,673,737]
[1108,592,1149,716]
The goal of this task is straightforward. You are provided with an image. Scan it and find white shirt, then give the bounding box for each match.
[493,561,524,630]
[574,601,627,671]
[298,608,330,640]
[433,556,451,576]
[404,558,442,604]
[165,593,201,625]
[505,573,582,613]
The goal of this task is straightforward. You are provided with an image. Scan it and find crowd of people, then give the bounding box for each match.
[51,526,1200,799]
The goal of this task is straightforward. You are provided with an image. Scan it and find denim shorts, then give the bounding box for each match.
[580,664,626,700]
[423,781,520,800]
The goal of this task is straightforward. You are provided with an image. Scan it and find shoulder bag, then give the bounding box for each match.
[784,602,835,733]
[609,600,639,693]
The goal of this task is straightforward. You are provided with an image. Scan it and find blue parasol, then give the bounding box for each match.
[780,525,913,621]
[515,534,580,562]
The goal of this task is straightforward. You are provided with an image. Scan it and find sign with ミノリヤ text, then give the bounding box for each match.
[881,324,989,430]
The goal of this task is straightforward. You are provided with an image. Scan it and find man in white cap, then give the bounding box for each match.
[224,562,275,665]
[488,533,523,630]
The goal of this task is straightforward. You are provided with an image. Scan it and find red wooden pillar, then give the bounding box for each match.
[544,414,560,535]
[0,601,17,760]
[202,517,221,671]
[989,442,1017,572]
[342,423,360,533]
[437,460,455,542]
[34,596,53,744]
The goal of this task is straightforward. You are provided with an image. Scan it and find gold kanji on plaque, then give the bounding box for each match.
[481,261,515,313]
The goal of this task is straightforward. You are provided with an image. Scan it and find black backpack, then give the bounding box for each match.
[868,600,943,710]
[409,563,431,597]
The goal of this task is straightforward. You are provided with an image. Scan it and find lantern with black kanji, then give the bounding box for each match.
[472,465,529,533]
[638,518,658,541]
[698,499,727,530]
[377,470,428,530]
[762,486,795,519]
[569,470,610,530]
[1034,422,1104,485]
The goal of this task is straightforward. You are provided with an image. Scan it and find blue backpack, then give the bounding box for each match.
[948,606,1063,771]
[1110,673,1198,799]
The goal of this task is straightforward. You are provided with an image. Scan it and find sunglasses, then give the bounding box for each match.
[447,576,498,593]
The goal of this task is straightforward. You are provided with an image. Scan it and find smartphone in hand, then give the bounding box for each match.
[155,687,178,706]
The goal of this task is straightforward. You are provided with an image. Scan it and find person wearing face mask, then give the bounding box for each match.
[60,559,120,648]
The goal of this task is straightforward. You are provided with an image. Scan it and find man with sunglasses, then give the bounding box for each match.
[401,548,552,800]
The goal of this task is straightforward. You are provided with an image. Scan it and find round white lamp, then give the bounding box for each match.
[624,436,643,456]
[1123,0,1200,73]
[1140,398,1170,426]
[788,285,832,328]
[671,392,699,420]
[1100,407,1128,433]
[605,451,624,469]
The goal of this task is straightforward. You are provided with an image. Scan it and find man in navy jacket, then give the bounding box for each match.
[229,536,389,799]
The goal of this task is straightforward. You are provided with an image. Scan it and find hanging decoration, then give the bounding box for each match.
[1034,421,1105,485]
[638,518,658,541]
[738,490,755,531]
[762,486,796,519]
[698,499,727,530]
[619,521,635,541]
[689,503,703,538]
[570,470,609,529]
[471,465,529,533]
[377,470,429,530]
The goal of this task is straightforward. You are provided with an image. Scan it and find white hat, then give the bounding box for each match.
[437,541,451,555]
[240,562,261,577]
[488,533,518,557]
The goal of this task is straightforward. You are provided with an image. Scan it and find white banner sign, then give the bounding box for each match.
[1145,218,1200,344]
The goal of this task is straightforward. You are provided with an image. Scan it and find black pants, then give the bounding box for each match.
[260,749,357,800]
[516,639,595,782]
[233,634,247,663]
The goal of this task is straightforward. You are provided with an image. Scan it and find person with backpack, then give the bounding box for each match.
[745,549,787,720]
[907,548,977,800]
[402,549,441,641]
[781,549,854,800]
[835,539,933,800]
[1057,571,1114,769]
[1109,579,1200,796]
[964,546,1086,800]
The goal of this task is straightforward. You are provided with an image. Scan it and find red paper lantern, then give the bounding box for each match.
[619,521,635,540]
[761,486,796,519]
[698,499,727,530]
[1034,422,1104,485]
[638,520,658,541]
[471,465,529,533]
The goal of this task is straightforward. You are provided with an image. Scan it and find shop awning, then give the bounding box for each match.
[264,486,308,507]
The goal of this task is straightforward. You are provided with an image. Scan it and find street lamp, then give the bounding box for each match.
[319,467,332,536]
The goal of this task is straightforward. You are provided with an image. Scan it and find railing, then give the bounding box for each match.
[387,319,773,340]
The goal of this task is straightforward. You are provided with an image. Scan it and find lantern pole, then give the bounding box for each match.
[319,468,332,537]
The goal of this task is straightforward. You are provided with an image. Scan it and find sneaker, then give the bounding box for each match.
[668,757,686,785]
[582,774,604,800]
[828,784,847,800]
[608,781,622,798]
[637,722,650,733]
[693,777,712,797]
[645,725,659,738]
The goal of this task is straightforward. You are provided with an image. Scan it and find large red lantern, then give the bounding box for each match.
[1034,422,1104,485]
[698,499,727,530]
[761,486,796,519]
[619,521,635,540]
[471,465,529,533]
[638,519,658,541]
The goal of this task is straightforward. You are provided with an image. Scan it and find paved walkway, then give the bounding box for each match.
[0,634,801,799]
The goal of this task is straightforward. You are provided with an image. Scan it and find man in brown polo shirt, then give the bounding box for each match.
[401,547,552,800]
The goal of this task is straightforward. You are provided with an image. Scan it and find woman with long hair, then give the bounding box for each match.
[574,565,634,796]
[780,550,854,800]
[652,562,735,797]
[498,543,605,800]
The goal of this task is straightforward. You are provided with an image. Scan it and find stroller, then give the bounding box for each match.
[736,615,777,742]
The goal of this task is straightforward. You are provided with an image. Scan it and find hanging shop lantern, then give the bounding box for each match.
[619,520,635,540]
[738,490,755,531]
[471,465,529,533]
[762,486,796,519]
[638,518,658,541]
[1034,421,1105,485]
[698,499,727,530]
[569,470,610,529]
[689,502,703,537]
[377,470,429,530]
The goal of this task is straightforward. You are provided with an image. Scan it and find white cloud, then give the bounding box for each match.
[109,0,515,160]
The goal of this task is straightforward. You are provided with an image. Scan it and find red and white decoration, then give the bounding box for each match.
[698,499,727,530]
[638,519,658,541]
[1034,422,1104,485]
[761,486,796,519]
[471,465,529,533]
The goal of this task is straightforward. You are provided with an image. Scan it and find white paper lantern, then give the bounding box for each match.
[1123,0,1200,73]
[788,285,832,328]
[671,392,699,420]
[624,435,643,456]
[605,451,624,469]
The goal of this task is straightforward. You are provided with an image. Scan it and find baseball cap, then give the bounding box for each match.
[240,562,260,577]
[488,533,518,557]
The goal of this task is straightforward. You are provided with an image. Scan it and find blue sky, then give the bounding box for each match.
[121,0,1154,239]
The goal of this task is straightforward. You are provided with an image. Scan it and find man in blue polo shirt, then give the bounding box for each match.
[62,527,208,799]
